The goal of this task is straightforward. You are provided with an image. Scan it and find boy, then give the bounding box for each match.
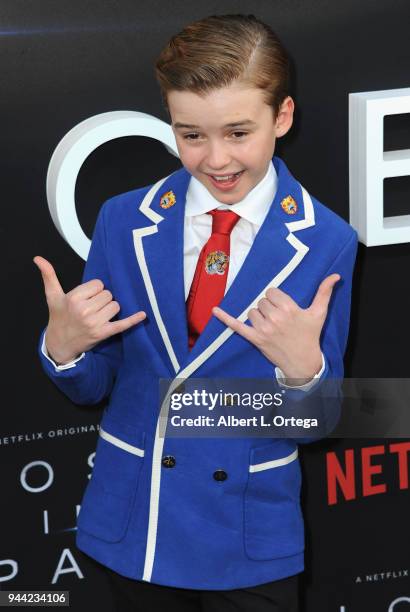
[35,13,358,612]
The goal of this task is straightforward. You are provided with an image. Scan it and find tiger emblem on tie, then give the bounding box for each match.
[205,250,229,275]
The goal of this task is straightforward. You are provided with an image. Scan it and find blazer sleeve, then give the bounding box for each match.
[278,228,359,444]
[37,199,123,405]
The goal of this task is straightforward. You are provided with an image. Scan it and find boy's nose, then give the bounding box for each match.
[204,142,231,171]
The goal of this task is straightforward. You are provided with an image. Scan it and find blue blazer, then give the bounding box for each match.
[38,156,358,589]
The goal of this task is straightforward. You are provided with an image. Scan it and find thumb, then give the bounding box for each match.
[33,255,65,301]
[310,273,341,315]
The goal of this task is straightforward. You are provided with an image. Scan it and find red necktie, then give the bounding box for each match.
[187,208,240,349]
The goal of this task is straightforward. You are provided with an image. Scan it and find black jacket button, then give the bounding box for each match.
[213,469,227,481]
[162,455,176,468]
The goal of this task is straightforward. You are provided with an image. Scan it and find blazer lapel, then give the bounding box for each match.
[132,168,191,374]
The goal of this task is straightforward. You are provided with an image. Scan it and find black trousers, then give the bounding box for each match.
[89,556,300,612]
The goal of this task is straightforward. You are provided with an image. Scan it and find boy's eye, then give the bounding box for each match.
[182,133,201,140]
[231,131,248,138]
[182,131,248,141]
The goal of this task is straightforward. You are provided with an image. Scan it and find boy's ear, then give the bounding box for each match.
[275,96,294,138]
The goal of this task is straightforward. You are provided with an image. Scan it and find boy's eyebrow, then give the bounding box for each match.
[173,120,257,129]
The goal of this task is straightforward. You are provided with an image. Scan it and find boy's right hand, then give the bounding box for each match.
[33,256,146,365]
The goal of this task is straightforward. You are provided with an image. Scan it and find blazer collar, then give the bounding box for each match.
[132,156,315,379]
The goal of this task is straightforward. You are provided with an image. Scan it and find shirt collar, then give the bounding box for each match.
[185,160,278,226]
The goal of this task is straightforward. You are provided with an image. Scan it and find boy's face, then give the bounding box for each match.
[168,81,294,205]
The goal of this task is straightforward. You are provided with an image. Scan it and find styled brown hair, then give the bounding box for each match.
[155,14,290,120]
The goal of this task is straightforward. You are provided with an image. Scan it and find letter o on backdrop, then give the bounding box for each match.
[46,111,179,260]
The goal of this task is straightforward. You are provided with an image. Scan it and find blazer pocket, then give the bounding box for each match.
[244,441,304,561]
[77,413,145,542]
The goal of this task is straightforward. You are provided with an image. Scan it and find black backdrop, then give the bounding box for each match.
[2,1,410,610]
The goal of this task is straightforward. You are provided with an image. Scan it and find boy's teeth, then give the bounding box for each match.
[212,172,241,182]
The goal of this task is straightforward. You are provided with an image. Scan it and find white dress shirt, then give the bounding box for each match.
[42,160,325,389]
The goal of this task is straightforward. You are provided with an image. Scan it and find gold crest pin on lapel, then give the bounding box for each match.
[160,190,176,209]
[280,195,298,215]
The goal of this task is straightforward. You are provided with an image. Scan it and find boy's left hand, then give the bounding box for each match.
[212,273,341,386]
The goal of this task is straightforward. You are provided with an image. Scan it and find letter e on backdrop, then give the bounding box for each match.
[349,87,410,246]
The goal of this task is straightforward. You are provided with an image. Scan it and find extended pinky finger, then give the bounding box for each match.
[105,311,147,337]
[212,306,256,343]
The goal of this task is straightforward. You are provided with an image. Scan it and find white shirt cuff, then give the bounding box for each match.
[275,352,326,391]
[41,332,85,371]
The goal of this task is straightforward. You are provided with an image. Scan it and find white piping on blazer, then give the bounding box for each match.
[249,448,298,473]
[99,427,145,457]
[132,172,315,582]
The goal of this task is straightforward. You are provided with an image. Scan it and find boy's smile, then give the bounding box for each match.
[168,81,294,205]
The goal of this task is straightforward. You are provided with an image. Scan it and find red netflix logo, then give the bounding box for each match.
[326,442,410,505]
